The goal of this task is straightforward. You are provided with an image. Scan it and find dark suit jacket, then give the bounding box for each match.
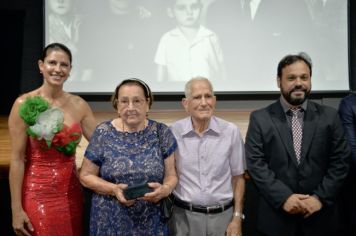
[337,94,356,236]
[339,93,356,165]
[245,100,350,236]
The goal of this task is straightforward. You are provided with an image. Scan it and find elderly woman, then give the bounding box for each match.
[79,78,178,235]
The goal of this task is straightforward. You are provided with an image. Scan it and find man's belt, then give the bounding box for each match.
[174,197,233,214]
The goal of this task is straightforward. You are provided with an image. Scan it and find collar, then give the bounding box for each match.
[182,116,221,136]
[279,96,308,114]
[169,26,214,44]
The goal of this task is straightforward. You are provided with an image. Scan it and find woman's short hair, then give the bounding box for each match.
[111,78,153,110]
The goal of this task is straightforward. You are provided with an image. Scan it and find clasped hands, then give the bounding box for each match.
[113,182,170,206]
[282,194,322,218]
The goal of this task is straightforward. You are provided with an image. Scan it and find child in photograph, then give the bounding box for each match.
[154,0,225,82]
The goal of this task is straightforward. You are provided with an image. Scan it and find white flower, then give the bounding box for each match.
[29,108,64,144]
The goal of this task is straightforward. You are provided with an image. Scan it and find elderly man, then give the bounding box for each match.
[170,77,246,236]
[245,53,350,236]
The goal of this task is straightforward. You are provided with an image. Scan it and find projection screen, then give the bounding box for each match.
[45,0,349,93]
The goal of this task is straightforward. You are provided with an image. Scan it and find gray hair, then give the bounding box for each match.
[184,76,214,98]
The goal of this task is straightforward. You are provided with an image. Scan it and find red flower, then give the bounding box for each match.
[52,124,81,148]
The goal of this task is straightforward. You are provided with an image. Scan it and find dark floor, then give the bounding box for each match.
[243,180,259,236]
[0,178,15,236]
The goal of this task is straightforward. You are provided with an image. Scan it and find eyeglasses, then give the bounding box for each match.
[118,98,146,108]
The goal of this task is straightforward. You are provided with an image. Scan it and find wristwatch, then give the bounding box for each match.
[233,211,245,220]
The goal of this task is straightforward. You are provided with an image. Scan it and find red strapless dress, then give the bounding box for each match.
[22,123,83,236]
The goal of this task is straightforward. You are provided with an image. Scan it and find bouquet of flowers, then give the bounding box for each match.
[19,96,81,156]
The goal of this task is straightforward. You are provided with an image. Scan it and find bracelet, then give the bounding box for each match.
[233,211,245,220]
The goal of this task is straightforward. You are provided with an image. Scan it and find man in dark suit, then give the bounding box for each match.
[338,93,356,234]
[245,53,350,236]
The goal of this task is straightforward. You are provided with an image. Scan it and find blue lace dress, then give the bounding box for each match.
[85,119,177,236]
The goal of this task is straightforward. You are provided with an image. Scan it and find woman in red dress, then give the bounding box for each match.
[8,43,96,236]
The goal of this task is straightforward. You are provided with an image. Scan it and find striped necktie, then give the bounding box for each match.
[290,108,302,164]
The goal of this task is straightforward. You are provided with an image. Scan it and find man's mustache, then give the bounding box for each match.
[291,87,306,93]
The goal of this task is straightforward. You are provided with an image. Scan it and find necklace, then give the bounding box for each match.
[116,119,148,133]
